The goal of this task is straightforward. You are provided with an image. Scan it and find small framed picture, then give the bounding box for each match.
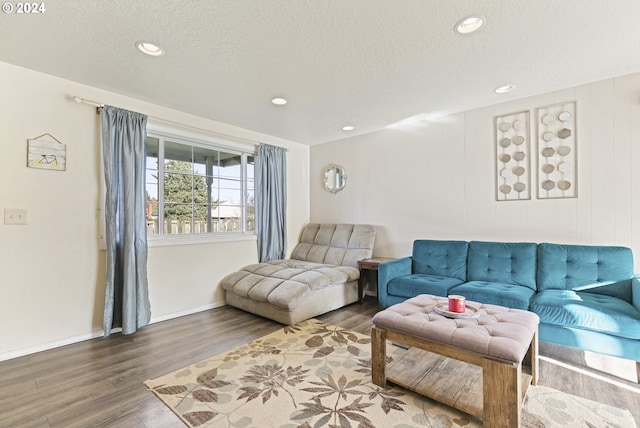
[27,134,66,171]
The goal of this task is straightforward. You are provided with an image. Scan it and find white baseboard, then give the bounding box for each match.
[0,301,225,362]
[149,302,224,324]
[0,331,105,362]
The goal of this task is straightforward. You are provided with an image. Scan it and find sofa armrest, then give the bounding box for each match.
[633,276,640,312]
[378,257,412,308]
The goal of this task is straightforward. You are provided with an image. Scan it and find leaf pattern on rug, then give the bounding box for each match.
[353,357,377,377]
[292,395,375,428]
[304,325,370,360]
[238,363,309,406]
[192,389,219,403]
[309,324,371,349]
[223,338,282,361]
[303,374,367,400]
[312,345,335,359]
[295,373,391,427]
[182,411,217,427]
[196,368,231,389]
[283,324,303,335]
[145,319,636,428]
[367,387,408,414]
[155,385,189,395]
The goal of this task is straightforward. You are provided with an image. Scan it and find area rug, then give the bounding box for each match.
[145,319,635,427]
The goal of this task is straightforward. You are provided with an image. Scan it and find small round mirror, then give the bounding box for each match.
[324,164,347,193]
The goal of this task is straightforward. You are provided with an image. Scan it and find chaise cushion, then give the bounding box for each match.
[530,289,640,339]
[221,259,359,311]
[222,223,376,325]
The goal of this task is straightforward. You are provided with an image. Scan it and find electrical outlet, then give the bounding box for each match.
[4,208,27,225]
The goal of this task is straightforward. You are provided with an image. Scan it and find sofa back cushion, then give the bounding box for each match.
[290,223,376,268]
[537,243,634,295]
[412,240,469,281]
[467,241,537,290]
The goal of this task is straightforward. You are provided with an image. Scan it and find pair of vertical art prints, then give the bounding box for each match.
[495,101,576,201]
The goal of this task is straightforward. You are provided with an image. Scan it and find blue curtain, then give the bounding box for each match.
[255,144,287,262]
[101,106,151,336]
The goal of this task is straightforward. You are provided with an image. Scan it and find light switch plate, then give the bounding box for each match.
[4,208,27,225]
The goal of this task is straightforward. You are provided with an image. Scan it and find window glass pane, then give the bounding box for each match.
[247,156,255,178]
[193,146,219,178]
[219,178,241,198]
[145,131,255,237]
[164,172,194,204]
[212,202,242,232]
[164,202,193,220]
[218,152,242,212]
[219,153,241,169]
[192,203,210,234]
[193,162,208,176]
[246,190,255,232]
[165,204,191,234]
[145,137,160,236]
[165,140,193,165]
[246,156,255,232]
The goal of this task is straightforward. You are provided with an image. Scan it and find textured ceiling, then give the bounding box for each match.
[1,1,639,145]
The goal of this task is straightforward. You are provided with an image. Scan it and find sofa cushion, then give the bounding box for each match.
[388,274,464,298]
[290,223,375,268]
[537,243,634,300]
[530,289,640,340]
[412,240,468,281]
[467,241,537,290]
[448,281,536,310]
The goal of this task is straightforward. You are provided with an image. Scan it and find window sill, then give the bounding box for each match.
[147,233,257,248]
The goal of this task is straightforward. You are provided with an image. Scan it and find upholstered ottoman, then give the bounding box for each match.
[371,294,539,428]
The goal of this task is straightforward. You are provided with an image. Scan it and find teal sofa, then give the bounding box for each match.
[378,240,640,381]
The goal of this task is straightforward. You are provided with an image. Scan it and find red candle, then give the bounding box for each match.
[448,295,466,313]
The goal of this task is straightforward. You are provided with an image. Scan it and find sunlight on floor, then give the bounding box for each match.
[583,351,637,382]
[539,355,640,394]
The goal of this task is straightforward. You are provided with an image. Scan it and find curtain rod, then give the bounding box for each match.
[73,96,103,108]
[70,95,288,151]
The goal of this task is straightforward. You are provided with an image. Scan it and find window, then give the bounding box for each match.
[145,127,255,241]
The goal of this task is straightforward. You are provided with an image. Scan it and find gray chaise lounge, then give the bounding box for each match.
[220,223,376,325]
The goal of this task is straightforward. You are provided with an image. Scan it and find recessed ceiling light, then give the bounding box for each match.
[342,125,355,131]
[136,41,164,56]
[271,97,287,105]
[494,84,515,94]
[455,15,485,34]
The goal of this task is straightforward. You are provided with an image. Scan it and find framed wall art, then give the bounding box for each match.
[495,110,530,201]
[27,133,66,171]
[536,101,577,199]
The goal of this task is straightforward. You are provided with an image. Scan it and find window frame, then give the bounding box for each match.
[145,122,256,247]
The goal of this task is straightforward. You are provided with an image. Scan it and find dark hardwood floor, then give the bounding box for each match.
[1,298,638,427]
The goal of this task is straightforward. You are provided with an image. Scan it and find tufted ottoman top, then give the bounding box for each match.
[372,294,539,364]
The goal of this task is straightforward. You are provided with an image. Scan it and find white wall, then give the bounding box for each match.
[311,73,640,272]
[0,62,310,359]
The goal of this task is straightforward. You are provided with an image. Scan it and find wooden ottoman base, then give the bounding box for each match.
[371,326,538,428]
[371,295,540,428]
